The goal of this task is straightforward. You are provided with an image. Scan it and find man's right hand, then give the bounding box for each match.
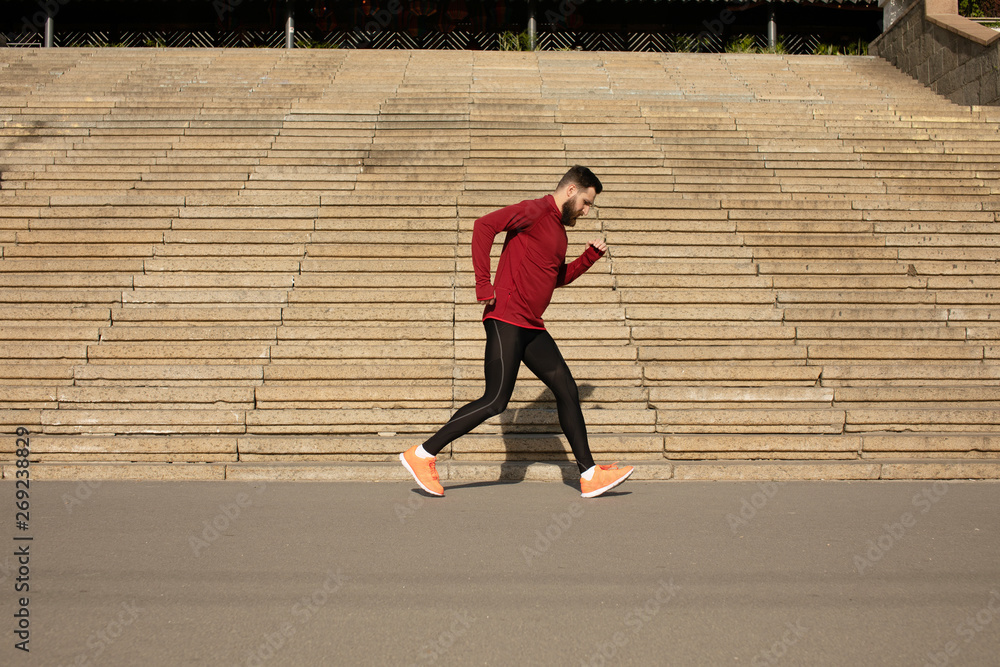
[485,298,496,306]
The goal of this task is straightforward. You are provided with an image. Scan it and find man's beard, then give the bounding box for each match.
[561,200,580,227]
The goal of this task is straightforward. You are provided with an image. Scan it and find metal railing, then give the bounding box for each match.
[2,30,829,54]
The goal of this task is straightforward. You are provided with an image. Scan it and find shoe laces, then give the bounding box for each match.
[426,457,439,480]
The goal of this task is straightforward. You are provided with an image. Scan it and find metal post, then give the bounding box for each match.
[44,13,54,48]
[528,1,537,51]
[767,4,777,52]
[285,1,295,49]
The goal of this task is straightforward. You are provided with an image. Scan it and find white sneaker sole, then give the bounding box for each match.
[581,467,634,498]
[399,452,444,497]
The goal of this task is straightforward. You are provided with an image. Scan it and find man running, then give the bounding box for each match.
[400,166,634,498]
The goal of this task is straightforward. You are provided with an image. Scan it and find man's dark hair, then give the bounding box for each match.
[557,165,603,195]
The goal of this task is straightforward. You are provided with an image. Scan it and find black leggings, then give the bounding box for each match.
[422,319,595,473]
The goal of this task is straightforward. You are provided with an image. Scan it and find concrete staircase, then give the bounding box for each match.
[1,49,999,481]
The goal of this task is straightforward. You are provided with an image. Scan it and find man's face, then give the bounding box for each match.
[560,186,597,227]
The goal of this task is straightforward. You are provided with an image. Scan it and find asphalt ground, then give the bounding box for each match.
[1,478,998,666]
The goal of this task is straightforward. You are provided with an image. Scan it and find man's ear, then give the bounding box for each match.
[564,183,577,198]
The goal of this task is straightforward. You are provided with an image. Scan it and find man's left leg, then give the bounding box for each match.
[521,329,594,473]
[522,330,633,497]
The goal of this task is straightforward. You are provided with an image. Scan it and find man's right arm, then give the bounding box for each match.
[471,203,529,303]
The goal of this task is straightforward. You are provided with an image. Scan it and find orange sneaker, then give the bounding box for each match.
[580,463,634,498]
[400,446,444,497]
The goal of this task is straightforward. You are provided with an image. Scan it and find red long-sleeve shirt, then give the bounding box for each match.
[473,194,605,330]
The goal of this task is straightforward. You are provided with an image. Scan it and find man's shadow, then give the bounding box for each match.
[447,383,596,492]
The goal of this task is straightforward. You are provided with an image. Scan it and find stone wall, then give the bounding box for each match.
[870,0,1000,106]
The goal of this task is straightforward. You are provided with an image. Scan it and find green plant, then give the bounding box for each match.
[673,34,711,53]
[301,38,340,49]
[725,35,757,53]
[959,0,986,17]
[499,30,532,51]
[672,35,695,52]
[70,39,124,47]
[498,31,516,50]
[811,39,869,56]
[844,39,869,56]
[722,35,786,54]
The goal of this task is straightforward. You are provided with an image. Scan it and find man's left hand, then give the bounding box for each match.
[588,239,608,253]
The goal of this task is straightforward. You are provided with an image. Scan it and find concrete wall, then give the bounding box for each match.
[870,0,1000,106]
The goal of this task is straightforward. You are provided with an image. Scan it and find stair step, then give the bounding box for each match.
[1,50,998,470]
